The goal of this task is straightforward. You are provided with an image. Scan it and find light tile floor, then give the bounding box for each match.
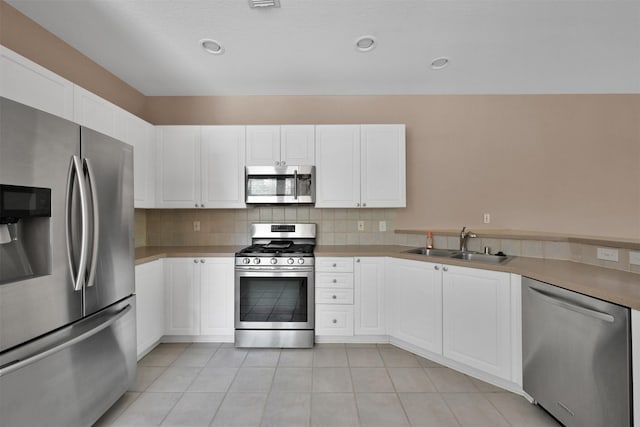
[94,343,560,427]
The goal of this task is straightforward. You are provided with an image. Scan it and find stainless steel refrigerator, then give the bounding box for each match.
[0,97,136,427]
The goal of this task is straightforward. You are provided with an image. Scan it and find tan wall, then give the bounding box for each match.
[145,95,640,239]
[0,1,146,116]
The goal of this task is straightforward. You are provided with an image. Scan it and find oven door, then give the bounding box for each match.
[235,267,314,330]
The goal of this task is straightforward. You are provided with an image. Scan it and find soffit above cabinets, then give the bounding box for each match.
[6,0,640,96]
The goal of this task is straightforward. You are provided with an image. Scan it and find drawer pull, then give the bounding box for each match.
[332,279,337,283]
[333,263,337,267]
[193,259,198,264]
[332,295,337,299]
[434,265,439,270]
[332,319,337,324]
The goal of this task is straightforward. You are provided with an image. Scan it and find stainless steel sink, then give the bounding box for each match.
[451,252,511,264]
[404,248,461,257]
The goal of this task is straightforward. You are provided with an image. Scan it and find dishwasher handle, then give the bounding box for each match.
[528,286,615,323]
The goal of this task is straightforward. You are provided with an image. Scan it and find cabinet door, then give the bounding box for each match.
[0,46,73,120]
[246,125,281,166]
[155,126,201,208]
[281,125,315,165]
[354,257,386,335]
[315,125,361,208]
[388,259,443,354]
[164,258,201,335]
[200,258,235,337]
[201,126,246,208]
[361,125,406,208]
[73,85,126,141]
[442,265,511,380]
[135,260,164,358]
[126,113,155,208]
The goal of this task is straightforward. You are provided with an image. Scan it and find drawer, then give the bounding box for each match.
[316,257,354,273]
[315,273,354,289]
[316,288,354,304]
[315,305,354,336]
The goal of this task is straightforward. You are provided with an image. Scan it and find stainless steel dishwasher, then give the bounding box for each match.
[522,277,631,427]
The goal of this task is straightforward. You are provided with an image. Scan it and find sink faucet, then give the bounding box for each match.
[459,226,477,252]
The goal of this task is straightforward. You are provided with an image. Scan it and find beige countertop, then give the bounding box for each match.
[136,244,640,310]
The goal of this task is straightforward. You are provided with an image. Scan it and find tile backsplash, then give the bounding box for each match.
[141,207,401,247]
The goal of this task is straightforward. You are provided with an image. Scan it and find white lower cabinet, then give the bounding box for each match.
[135,260,165,359]
[387,258,443,354]
[164,257,234,339]
[442,265,512,380]
[315,257,354,336]
[200,257,235,337]
[354,257,386,336]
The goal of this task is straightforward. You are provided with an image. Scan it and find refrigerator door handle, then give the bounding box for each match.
[83,158,99,288]
[0,304,132,377]
[65,155,89,292]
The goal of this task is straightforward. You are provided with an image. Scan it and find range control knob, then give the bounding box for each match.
[253,258,261,264]
[298,258,305,264]
[287,258,295,265]
[242,258,250,264]
[270,258,278,265]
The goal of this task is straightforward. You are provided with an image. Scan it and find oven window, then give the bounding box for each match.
[239,277,308,322]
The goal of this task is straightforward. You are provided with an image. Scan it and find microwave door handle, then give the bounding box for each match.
[65,156,89,292]
[294,170,298,200]
[83,158,99,288]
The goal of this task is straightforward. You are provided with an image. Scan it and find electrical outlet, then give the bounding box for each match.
[597,247,618,262]
[357,221,365,231]
[379,221,387,232]
[630,252,640,266]
[193,221,200,232]
[483,213,491,224]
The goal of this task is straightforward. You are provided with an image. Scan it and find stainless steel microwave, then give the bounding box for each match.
[245,165,315,205]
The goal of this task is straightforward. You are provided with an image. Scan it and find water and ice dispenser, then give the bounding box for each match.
[0,184,51,284]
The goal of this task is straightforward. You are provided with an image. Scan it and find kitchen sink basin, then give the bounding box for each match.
[451,252,511,264]
[404,248,461,257]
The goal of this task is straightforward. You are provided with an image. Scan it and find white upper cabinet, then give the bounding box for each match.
[315,125,361,208]
[156,126,246,209]
[201,126,246,208]
[125,113,155,208]
[73,85,126,141]
[442,265,512,380]
[281,125,315,165]
[0,46,73,120]
[155,126,202,208]
[361,125,406,207]
[315,124,405,208]
[246,125,314,166]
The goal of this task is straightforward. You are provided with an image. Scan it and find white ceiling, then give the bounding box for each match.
[7,0,640,96]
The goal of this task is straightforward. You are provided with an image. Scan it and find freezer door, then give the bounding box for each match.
[80,127,134,316]
[0,97,83,353]
[0,297,136,427]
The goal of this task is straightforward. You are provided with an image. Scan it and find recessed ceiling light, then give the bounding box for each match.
[200,39,225,55]
[431,57,449,70]
[355,35,377,52]
[248,0,280,8]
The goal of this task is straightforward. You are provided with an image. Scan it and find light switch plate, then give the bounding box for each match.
[597,247,618,262]
[630,252,640,266]
[357,221,365,231]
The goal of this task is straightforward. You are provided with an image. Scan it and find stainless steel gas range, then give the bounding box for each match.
[234,223,315,348]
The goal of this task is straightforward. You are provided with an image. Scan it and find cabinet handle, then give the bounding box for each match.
[443,266,448,272]
[332,319,337,324]
[193,259,198,263]
[275,161,280,166]
[332,279,337,283]
[333,263,337,267]
[434,265,440,271]
[200,259,205,263]
[363,203,366,207]
[356,203,360,207]
[200,204,204,208]
[332,295,337,299]
[356,259,360,263]
[281,160,286,166]
[194,203,198,208]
